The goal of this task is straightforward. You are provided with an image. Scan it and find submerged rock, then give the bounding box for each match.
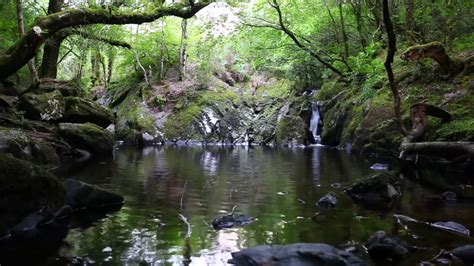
[365,231,413,263]
[316,192,338,209]
[64,179,124,210]
[0,154,65,237]
[63,97,114,128]
[440,191,457,201]
[431,221,470,237]
[229,243,367,265]
[58,123,114,155]
[370,163,390,171]
[212,214,255,230]
[451,245,474,265]
[344,172,400,204]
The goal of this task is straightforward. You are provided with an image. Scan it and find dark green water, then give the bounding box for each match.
[54,146,474,265]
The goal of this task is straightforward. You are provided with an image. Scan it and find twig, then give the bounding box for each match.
[178,214,192,239]
[180,180,187,211]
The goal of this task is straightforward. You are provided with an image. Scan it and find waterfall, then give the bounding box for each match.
[310,102,322,144]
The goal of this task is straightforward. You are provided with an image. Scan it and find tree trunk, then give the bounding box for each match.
[400,42,463,75]
[91,49,102,87]
[400,142,474,157]
[349,0,367,48]
[382,0,408,136]
[405,0,416,43]
[40,0,64,79]
[445,0,455,49]
[402,103,452,144]
[106,50,115,86]
[0,1,211,81]
[338,1,349,61]
[178,19,188,81]
[16,0,39,85]
[159,18,166,82]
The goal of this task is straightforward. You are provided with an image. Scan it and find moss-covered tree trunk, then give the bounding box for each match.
[39,0,64,79]
[16,0,40,85]
[0,1,211,81]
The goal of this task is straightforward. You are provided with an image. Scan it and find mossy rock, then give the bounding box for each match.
[38,79,83,97]
[63,97,114,128]
[0,154,65,236]
[18,90,65,121]
[276,115,307,145]
[115,97,158,143]
[58,123,114,155]
[345,171,401,203]
[0,127,61,167]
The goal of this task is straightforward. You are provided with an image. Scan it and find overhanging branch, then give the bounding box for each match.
[0,1,212,80]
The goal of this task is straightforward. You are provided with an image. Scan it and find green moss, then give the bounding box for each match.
[275,116,306,144]
[163,104,203,141]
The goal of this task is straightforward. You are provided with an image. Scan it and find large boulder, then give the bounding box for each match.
[58,123,114,155]
[344,172,401,206]
[451,245,474,265]
[0,127,61,167]
[64,179,124,210]
[0,154,65,237]
[38,79,83,97]
[63,97,114,128]
[229,243,367,266]
[18,90,65,121]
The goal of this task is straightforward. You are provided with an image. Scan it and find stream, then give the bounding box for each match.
[49,146,474,265]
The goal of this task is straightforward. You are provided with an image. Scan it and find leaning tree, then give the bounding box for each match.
[0,0,213,81]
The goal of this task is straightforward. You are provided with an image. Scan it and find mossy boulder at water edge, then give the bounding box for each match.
[0,154,65,236]
[63,97,114,128]
[58,123,114,155]
[0,127,61,167]
[18,90,65,121]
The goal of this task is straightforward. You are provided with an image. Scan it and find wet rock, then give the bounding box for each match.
[212,214,255,230]
[63,97,114,128]
[58,123,114,155]
[440,191,457,201]
[228,243,367,265]
[365,231,413,263]
[0,154,66,237]
[431,221,470,237]
[344,172,401,204]
[316,192,338,209]
[370,163,390,171]
[0,127,62,167]
[64,179,124,210]
[451,245,474,265]
[18,90,65,121]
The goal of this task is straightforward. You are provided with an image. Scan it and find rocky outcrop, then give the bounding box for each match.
[229,243,367,265]
[63,97,114,128]
[0,154,66,237]
[18,90,65,121]
[58,123,114,155]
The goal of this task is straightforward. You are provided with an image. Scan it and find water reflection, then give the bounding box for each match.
[53,146,474,265]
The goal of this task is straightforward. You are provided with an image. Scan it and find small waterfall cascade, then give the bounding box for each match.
[310,102,322,144]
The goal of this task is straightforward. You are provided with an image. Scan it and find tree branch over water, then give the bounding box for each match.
[0,1,213,80]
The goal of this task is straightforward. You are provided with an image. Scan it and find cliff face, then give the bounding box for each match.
[315,52,474,156]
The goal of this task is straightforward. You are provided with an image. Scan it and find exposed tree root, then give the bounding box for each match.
[400,41,464,76]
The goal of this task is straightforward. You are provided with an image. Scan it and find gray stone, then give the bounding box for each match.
[229,243,367,266]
